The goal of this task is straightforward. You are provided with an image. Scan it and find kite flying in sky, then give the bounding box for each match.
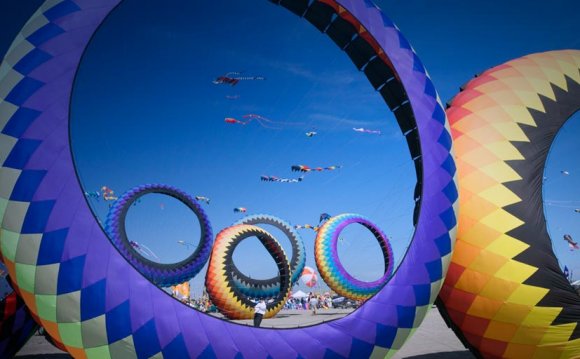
[234,207,247,213]
[195,196,210,204]
[224,117,246,125]
[225,114,303,129]
[212,72,265,86]
[84,191,100,200]
[294,224,319,232]
[224,114,278,129]
[129,240,159,260]
[564,234,579,251]
[260,175,304,183]
[291,165,342,173]
[295,213,331,232]
[100,186,118,201]
[353,127,381,135]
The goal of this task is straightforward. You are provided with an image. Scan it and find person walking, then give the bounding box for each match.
[254,299,266,327]
[309,293,318,315]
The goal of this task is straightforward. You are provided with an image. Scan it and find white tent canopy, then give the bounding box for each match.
[291,290,308,299]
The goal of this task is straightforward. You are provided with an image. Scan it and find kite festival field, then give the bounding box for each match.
[16,308,473,358]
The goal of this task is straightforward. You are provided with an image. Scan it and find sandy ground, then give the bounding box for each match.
[16,307,474,358]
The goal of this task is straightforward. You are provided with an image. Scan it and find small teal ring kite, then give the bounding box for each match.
[232,214,306,299]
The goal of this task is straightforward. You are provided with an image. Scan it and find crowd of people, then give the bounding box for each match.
[172,291,355,319]
[176,296,217,312]
[282,292,334,313]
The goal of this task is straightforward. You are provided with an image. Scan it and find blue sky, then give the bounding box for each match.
[1,0,579,297]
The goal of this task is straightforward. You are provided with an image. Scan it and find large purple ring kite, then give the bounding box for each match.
[0,0,457,357]
[315,213,394,300]
[105,184,213,287]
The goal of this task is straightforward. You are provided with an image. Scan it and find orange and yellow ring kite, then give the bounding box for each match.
[205,224,291,320]
[439,50,580,359]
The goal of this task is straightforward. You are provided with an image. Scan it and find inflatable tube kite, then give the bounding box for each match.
[105,184,213,287]
[232,214,305,299]
[0,0,457,357]
[438,50,580,358]
[315,213,394,300]
[205,224,291,320]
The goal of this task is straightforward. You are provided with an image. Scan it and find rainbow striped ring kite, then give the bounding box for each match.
[232,214,306,299]
[105,184,213,287]
[315,213,394,300]
[205,224,291,320]
[0,0,457,356]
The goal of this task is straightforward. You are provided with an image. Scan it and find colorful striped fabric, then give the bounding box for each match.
[440,50,580,359]
[0,0,457,357]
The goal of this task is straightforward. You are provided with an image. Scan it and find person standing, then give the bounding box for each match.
[309,293,318,315]
[254,299,266,327]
